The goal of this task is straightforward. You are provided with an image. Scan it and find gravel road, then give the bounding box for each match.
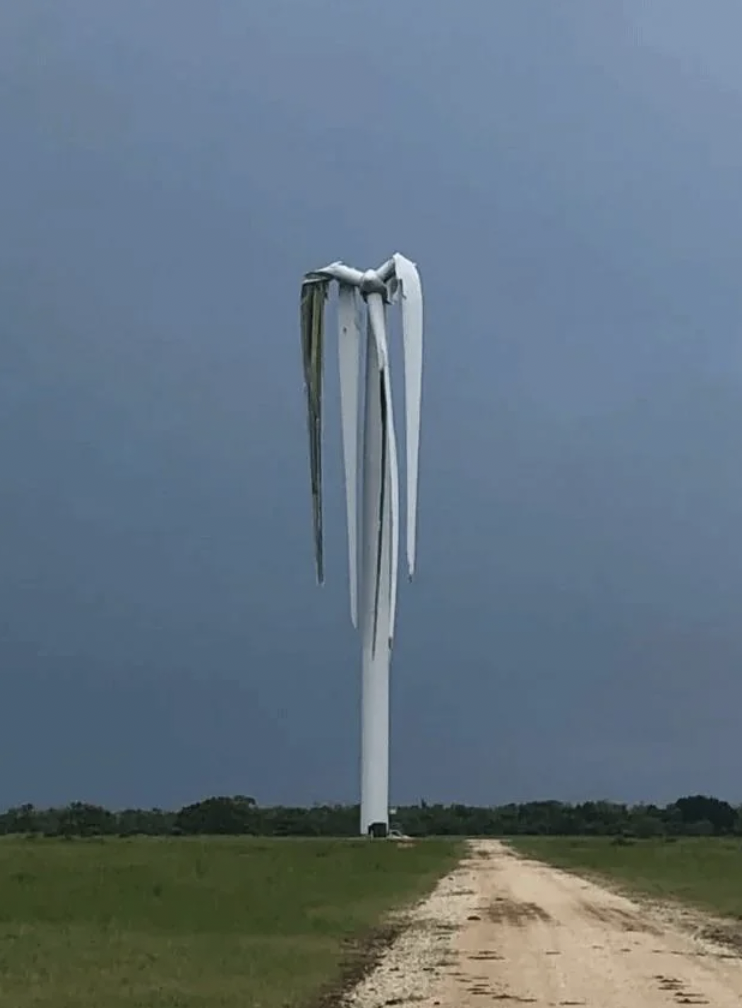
[346,839,742,1008]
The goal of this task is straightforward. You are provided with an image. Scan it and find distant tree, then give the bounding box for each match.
[116,807,176,836]
[57,802,116,837]
[685,818,714,837]
[735,806,742,837]
[0,803,39,835]
[671,795,736,836]
[628,806,664,839]
[174,796,257,835]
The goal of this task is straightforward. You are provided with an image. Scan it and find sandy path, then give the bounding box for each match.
[346,839,742,1008]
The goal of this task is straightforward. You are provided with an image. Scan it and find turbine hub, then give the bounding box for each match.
[359,269,387,298]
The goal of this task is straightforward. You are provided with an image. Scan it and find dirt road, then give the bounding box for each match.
[347,840,742,1008]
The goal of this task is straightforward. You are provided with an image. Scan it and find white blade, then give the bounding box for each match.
[393,253,423,580]
[367,295,400,652]
[384,365,400,649]
[337,283,361,627]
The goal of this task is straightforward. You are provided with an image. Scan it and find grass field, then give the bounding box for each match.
[0,835,459,1008]
[509,836,742,920]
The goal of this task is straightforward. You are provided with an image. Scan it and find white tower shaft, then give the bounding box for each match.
[359,320,391,834]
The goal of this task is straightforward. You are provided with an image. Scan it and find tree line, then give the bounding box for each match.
[0,794,739,838]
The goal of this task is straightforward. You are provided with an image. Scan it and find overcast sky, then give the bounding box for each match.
[2,1,742,811]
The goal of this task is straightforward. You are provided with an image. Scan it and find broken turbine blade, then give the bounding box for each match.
[392,253,423,581]
[337,283,362,627]
[300,277,329,584]
[366,296,400,655]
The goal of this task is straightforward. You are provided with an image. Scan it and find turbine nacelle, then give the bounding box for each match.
[306,259,393,299]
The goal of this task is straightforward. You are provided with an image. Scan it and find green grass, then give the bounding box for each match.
[0,835,459,1008]
[509,836,742,919]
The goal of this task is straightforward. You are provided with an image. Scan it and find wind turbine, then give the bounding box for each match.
[300,254,423,836]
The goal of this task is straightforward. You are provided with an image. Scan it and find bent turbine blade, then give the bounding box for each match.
[337,283,361,627]
[300,277,329,584]
[367,296,400,653]
[393,253,423,580]
[384,365,400,650]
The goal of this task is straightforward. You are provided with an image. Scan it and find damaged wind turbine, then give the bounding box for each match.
[300,254,423,836]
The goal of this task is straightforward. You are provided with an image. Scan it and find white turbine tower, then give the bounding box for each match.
[300,254,423,837]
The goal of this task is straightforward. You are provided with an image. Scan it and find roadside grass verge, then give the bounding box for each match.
[0,835,460,1008]
[508,836,742,920]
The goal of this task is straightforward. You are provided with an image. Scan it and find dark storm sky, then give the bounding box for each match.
[2,1,742,811]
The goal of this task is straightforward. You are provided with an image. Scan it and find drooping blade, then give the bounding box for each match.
[393,253,423,580]
[337,283,361,627]
[373,367,387,656]
[383,364,400,650]
[300,277,329,584]
[367,296,400,653]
